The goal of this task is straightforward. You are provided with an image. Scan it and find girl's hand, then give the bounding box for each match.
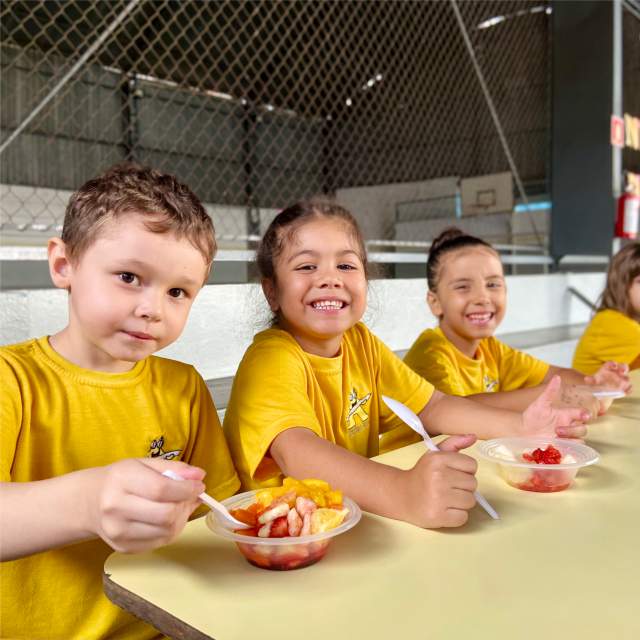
[522,376,591,439]
[84,458,206,553]
[557,383,601,416]
[401,434,478,528]
[585,361,631,394]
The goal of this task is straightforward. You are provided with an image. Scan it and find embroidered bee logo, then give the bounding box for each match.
[148,436,182,460]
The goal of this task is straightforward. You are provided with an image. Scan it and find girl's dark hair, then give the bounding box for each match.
[599,242,640,321]
[256,198,369,282]
[426,227,497,291]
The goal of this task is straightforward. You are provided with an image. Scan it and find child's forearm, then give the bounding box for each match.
[420,392,524,439]
[467,386,544,412]
[0,471,96,561]
[545,365,586,385]
[270,427,408,520]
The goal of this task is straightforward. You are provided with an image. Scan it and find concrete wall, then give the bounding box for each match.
[0,273,605,380]
[336,176,459,240]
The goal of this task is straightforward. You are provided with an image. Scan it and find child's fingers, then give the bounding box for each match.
[140,458,206,482]
[449,470,478,493]
[442,508,470,528]
[130,461,205,503]
[540,375,562,401]
[125,493,197,528]
[555,407,591,426]
[436,451,478,475]
[448,488,477,510]
[437,433,477,453]
[555,424,587,439]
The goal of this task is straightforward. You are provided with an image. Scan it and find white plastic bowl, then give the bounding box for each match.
[206,490,362,570]
[477,437,599,493]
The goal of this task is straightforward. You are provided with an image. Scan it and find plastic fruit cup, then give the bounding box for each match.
[477,437,599,493]
[206,490,362,570]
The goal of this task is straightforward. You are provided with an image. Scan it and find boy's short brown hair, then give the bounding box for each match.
[61,163,216,266]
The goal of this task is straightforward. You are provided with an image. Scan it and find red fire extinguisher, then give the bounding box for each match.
[615,189,640,239]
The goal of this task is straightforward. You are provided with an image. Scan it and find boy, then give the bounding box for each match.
[0,164,240,639]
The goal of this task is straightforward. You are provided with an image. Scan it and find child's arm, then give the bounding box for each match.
[465,386,545,411]
[420,376,590,440]
[545,361,631,392]
[0,459,204,562]
[270,427,478,529]
[467,383,600,417]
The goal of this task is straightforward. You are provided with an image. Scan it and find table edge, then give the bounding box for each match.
[103,571,214,640]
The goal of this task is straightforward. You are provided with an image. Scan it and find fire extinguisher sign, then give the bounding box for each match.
[611,115,625,148]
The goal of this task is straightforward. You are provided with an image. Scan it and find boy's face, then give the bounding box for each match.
[48,214,208,372]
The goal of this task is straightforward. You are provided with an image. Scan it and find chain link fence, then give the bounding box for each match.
[1,0,553,247]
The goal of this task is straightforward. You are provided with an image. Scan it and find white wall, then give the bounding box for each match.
[336,176,459,239]
[0,273,605,380]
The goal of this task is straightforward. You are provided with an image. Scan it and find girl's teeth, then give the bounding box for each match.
[313,300,343,310]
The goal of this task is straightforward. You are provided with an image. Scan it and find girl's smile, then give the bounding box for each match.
[428,247,506,358]
[263,217,367,357]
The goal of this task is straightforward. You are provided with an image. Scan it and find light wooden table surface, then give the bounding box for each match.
[104,370,640,640]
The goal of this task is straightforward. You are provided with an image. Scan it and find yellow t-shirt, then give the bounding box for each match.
[403,327,550,396]
[223,323,434,489]
[0,337,240,640]
[572,309,640,374]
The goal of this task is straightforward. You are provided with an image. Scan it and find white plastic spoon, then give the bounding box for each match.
[162,469,250,529]
[382,395,500,520]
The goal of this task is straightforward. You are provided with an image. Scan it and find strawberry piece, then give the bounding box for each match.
[269,516,289,538]
[257,522,272,538]
[522,445,562,465]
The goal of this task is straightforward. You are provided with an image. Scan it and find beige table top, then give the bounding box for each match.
[105,371,640,640]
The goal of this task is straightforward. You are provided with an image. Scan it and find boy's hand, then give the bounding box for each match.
[401,434,478,529]
[85,458,206,554]
[523,376,590,439]
[584,361,631,394]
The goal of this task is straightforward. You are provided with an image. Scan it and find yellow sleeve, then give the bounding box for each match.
[181,370,240,503]
[573,311,640,373]
[404,333,468,395]
[223,340,323,489]
[494,340,550,389]
[0,354,23,482]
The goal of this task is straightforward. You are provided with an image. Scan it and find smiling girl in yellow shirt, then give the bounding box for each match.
[404,228,631,411]
[573,242,640,374]
[224,201,590,531]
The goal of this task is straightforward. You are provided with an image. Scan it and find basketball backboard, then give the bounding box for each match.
[460,172,513,216]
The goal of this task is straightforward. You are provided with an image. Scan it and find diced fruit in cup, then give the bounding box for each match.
[510,470,572,492]
[522,444,562,465]
[229,477,347,539]
[310,508,348,534]
[237,540,330,571]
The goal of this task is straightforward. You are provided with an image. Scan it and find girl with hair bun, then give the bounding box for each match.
[404,227,630,411]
